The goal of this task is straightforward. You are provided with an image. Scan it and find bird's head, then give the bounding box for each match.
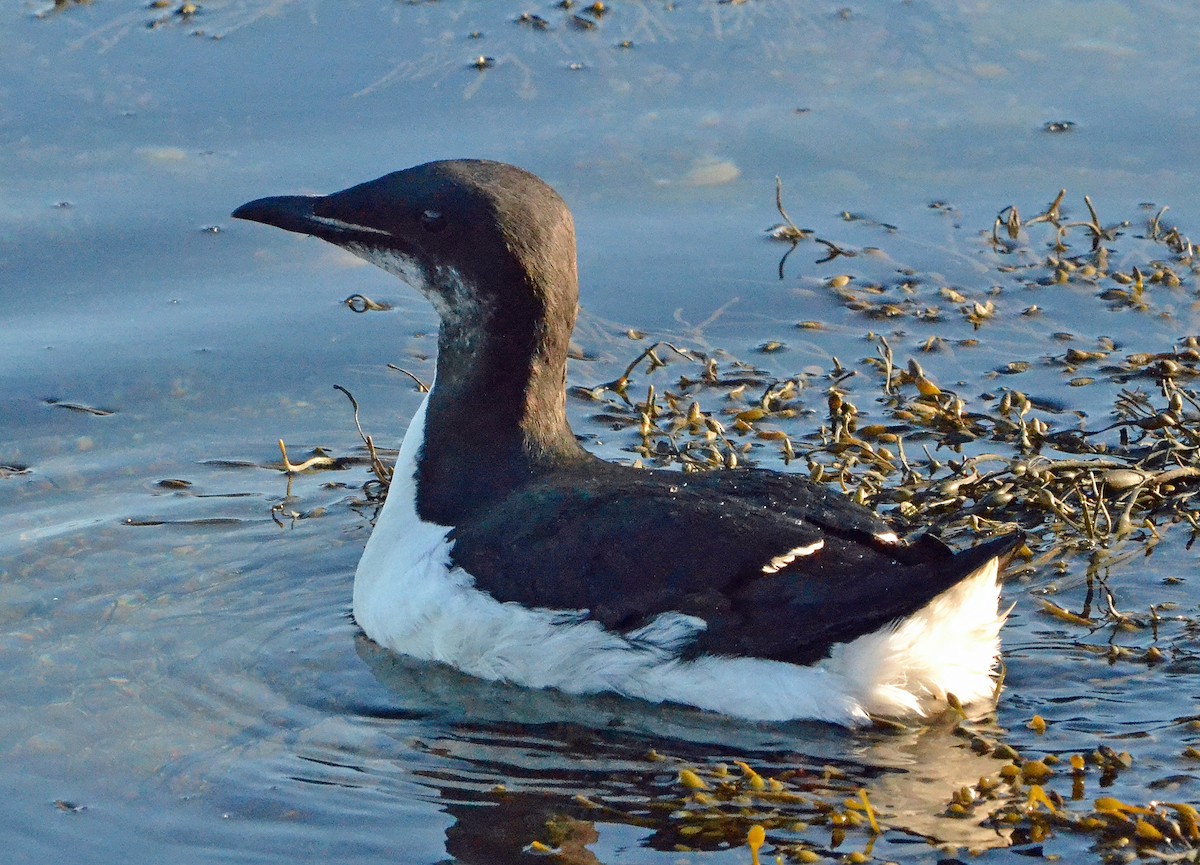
[233,159,579,332]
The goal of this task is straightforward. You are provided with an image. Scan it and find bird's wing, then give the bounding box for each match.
[447,468,1018,663]
[678,466,895,540]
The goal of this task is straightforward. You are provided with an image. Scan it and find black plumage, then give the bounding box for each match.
[233,159,1022,673]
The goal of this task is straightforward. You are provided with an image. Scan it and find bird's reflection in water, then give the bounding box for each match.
[355,636,1013,863]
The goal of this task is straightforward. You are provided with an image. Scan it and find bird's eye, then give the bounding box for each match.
[421,209,447,233]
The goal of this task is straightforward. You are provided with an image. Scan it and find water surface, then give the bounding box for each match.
[3,1,1200,862]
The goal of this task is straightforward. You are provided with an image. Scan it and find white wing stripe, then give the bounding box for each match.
[761,540,824,574]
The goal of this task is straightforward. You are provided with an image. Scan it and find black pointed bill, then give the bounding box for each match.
[232,195,393,242]
[232,195,320,234]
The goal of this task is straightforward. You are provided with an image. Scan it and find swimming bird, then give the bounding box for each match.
[233,159,1022,726]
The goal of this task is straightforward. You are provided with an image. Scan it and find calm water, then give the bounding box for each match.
[3,1,1200,862]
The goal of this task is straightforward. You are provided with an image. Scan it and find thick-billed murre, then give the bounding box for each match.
[233,159,1023,725]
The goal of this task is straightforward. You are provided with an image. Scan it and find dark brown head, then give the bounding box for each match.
[233,159,579,340]
[234,160,589,519]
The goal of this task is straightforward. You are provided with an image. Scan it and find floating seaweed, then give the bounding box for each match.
[44,398,115,416]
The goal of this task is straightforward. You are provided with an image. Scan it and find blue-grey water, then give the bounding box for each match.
[3,1,1200,862]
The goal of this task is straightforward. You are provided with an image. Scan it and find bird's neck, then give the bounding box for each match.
[412,273,590,525]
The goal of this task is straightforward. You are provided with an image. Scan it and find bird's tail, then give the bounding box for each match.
[830,531,1024,719]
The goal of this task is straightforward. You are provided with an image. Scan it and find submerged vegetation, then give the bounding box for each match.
[509,733,1193,864]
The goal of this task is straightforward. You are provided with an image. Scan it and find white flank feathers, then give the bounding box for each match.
[353,393,1007,726]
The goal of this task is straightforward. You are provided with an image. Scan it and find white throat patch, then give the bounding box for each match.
[346,245,429,293]
[344,245,483,331]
